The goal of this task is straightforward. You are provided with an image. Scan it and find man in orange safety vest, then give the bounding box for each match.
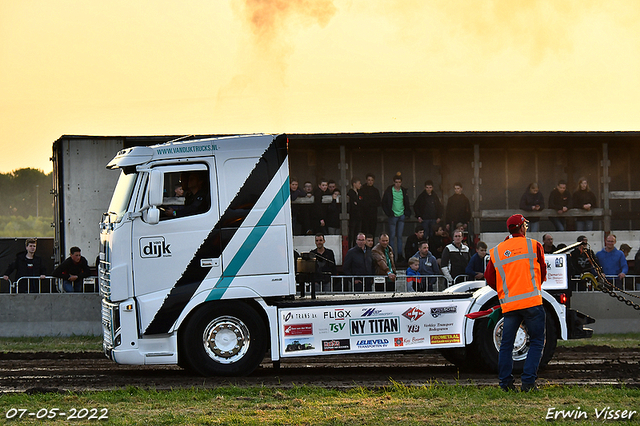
[485,214,547,392]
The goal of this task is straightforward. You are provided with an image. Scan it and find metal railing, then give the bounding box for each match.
[0,276,99,294]
[298,274,461,296]
[570,274,640,292]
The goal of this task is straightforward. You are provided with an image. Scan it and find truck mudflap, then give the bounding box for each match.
[567,308,595,339]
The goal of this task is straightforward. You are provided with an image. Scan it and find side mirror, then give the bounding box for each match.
[144,206,160,225]
[148,169,164,207]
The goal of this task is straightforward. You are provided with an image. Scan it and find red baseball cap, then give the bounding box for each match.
[506,214,528,230]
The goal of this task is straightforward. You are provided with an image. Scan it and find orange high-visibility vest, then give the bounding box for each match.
[489,236,542,313]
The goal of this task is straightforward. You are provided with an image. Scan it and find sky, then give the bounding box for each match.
[1,0,640,174]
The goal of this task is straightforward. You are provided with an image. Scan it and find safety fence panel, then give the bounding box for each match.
[0,276,99,294]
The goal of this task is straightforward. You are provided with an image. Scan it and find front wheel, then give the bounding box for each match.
[473,304,558,373]
[179,301,267,377]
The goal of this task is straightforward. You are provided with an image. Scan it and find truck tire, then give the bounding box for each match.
[180,301,268,377]
[473,303,558,373]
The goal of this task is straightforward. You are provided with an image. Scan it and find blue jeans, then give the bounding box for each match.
[549,217,565,231]
[528,221,540,232]
[388,214,405,257]
[499,304,546,387]
[63,279,83,293]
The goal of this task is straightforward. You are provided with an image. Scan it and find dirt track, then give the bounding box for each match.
[1,346,638,393]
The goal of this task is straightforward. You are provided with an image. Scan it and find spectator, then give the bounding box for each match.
[429,224,449,260]
[347,177,363,245]
[312,178,330,234]
[310,234,336,292]
[569,235,598,284]
[548,180,571,231]
[441,229,471,285]
[290,177,306,234]
[360,173,381,236]
[519,183,544,232]
[465,241,488,280]
[405,257,422,292]
[620,243,632,258]
[52,246,91,293]
[412,241,441,291]
[327,179,337,194]
[343,233,371,276]
[596,234,628,282]
[343,233,372,291]
[413,180,443,236]
[165,171,210,218]
[542,234,557,254]
[371,233,397,291]
[365,234,375,251]
[326,189,341,235]
[381,173,411,263]
[572,177,597,231]
[445,182,471,234]
[3,238,47,293]
[404,225,424,262]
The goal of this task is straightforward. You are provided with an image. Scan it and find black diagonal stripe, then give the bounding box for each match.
[144,134,288,335]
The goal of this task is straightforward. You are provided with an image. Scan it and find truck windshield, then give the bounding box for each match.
[107,171,137,222]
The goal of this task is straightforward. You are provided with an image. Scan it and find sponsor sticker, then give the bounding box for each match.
[282,312,318,322]
[430,306,457,318]
[284,323,313,336]
[322,339,351,351]
[139,237,172,258]
[355,338,389,349]
[430,334,461,345]
[394,337,404,347]
[350,317,399,336]
[324,309,351,320]
[402,307,425,322]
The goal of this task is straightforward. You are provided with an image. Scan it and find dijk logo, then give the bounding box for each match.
[140,237,172,258]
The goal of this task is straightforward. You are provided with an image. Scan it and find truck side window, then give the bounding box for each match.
[161,170,211,219]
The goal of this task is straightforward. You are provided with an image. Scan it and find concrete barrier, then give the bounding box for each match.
[0,292,637,337]
[0,294,102,337]
[571,291,640,334]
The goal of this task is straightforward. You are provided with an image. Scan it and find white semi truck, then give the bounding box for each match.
[99,134,592,376]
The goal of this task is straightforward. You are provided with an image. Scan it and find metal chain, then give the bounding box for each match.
[584,245,640,311]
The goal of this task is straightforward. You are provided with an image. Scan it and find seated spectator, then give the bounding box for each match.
[3,238,47,293]
[52,246,91,293]
[405,257,422,292]
[520,183,544,232]
[310,234,337,292]
[466,241,488,280]
[404,225,424,263]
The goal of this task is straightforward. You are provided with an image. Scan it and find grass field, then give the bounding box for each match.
[1,384,639,425]
[0,334,638,425]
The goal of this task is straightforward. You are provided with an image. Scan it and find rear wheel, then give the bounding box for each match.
[473,303,558,373]
[180,301,267,377]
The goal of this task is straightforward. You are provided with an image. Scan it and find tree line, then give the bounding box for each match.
[0,168,53,237]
